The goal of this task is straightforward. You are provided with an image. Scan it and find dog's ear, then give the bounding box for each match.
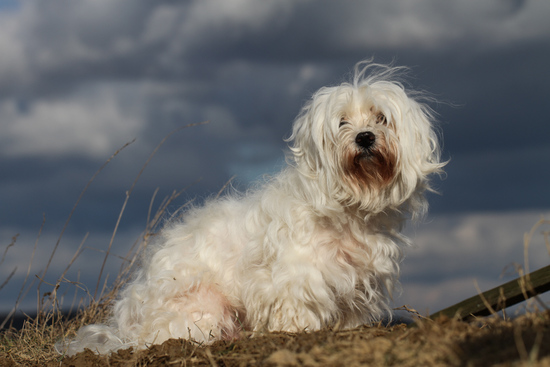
[405,98,445,182]
[388,97,446,218]
[287,111,319,175]
[286,89,334,176]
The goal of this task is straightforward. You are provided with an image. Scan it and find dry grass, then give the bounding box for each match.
[0,124,205,366]
[3,309,550,366]
[1,125,550,366]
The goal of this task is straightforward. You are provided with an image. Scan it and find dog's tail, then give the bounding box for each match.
[55,323,134,356]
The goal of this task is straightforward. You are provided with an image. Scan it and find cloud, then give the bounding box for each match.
[398,210,550,312]
[0,12,27,89]
[338,1,549,50]
[0,226,142,311]
[2,0,549,94]
[0,83,147,158]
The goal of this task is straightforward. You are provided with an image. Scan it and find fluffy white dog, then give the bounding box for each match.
[60,61,444,355]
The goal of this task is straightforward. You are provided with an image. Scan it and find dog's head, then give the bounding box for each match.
[288,61,445,216]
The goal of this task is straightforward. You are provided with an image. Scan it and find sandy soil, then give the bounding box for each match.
[45,311,550,367]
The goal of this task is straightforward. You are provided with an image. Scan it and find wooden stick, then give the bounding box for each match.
[429,264,550,321]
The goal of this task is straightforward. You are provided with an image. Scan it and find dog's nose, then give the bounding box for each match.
[355,131,375,150]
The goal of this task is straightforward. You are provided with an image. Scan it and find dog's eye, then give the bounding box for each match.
[376,113,387,125]
[339,119,350,128]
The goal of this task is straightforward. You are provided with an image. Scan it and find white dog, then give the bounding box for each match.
[60,61,444,355]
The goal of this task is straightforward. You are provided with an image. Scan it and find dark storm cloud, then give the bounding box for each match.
[7,0,546,95]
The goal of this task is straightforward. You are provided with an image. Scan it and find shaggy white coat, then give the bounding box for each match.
[59,61,444,355]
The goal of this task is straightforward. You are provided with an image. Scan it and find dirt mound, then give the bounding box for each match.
[54,312,550,367]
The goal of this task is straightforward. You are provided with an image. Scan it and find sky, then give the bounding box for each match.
[1,0,549,319]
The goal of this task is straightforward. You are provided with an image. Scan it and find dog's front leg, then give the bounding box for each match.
[243,261,338,334]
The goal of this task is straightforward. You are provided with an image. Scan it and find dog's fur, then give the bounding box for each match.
[59,61,444,355]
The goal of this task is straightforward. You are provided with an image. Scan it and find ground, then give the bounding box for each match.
[2,310,548,367]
